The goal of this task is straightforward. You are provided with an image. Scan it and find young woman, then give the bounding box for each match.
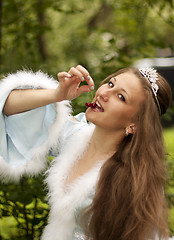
[0,65,173,240]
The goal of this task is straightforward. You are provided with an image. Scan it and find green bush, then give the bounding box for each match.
[0,174,49,239]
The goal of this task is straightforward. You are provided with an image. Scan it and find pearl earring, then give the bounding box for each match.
[125,128,129,136]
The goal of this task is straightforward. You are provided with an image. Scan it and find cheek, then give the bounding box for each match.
[110,105,136,125]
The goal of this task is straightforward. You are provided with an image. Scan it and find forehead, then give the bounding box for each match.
[114,72,145,103]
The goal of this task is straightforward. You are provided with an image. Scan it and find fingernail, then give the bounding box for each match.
[87,75,91,80]
[91,86,94,91]
[67,74,71,77]
[82,77,85,81]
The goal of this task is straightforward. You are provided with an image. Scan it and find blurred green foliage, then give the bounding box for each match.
[1,0,174,114]
[0,0,174,239]
[0,174,49,239]
[164,128,174,236]
[1,0,174,113]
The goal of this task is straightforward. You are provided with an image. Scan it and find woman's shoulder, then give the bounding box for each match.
[61,112,92,141]
[72,112,88,124]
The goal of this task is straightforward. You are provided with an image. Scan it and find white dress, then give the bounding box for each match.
[0,70,103,239]
[0,71,173,240]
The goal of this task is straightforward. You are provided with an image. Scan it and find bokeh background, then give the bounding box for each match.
[0,0,174,239]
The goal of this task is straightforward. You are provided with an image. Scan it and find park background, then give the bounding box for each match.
[0,0,174,239]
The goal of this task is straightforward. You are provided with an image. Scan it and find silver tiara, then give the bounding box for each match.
[139,67,159,97]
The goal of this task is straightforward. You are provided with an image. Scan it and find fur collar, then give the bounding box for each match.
[42,124,104,240]
[0,70,71,182]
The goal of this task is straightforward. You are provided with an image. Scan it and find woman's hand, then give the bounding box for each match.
[3,65,94,116]
[55,65,94,101]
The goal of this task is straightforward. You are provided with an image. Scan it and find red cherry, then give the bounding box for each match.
[91,103,97,108]
[85,102,97,108]
[85,102,92,107]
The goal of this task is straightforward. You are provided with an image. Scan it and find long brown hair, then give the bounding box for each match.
[82,67,172,240]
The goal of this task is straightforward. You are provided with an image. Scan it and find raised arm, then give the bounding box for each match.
[3,65,94,116]
[3,88,57,116]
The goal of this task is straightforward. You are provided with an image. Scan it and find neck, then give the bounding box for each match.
[89,126,124,157]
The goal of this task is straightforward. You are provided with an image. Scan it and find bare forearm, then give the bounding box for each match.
[3,65,95,116]
[3,88,58,116]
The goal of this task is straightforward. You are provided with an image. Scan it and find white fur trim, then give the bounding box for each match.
[42,124,104,240]
[0,70,72,183]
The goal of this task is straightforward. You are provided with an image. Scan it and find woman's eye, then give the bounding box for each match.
[118,94,125,102]
[108,81,114,88]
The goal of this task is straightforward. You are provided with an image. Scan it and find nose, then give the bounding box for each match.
[99,89,111,102]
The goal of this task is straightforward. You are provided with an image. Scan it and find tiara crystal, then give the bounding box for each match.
[139,67,159,96]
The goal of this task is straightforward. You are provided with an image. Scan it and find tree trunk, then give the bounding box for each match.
[36,0,48,61]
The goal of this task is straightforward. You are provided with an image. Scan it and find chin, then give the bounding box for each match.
[85,108,91,120]
[85,108,95,123]
[85,108,100,126]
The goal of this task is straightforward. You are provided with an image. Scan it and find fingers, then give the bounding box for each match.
[57,65,95,92]
[76,85,92,96]
[76,65,94,90]
[75,65,89,79]
[57,72,71,82]
[86,75,94,91]
[68,67,84,81]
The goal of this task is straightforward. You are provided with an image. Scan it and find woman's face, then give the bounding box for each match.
[85,71,145,133]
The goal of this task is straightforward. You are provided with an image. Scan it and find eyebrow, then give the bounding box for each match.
[113,77,129,100]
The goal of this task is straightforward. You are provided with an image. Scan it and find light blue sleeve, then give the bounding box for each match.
[0,70,73,182]
[2,103,56,165]
[0,94,58,181]
[0,101,87,182]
